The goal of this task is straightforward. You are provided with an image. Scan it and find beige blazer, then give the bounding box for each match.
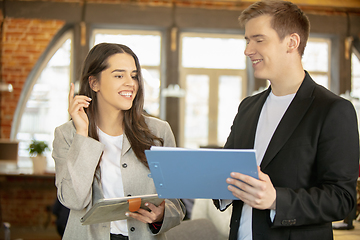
[52,116,185,240]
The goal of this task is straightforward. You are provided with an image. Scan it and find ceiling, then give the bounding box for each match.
[192,0,360,14]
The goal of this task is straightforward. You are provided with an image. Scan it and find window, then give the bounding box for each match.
[302,38,331,89]
[351,52,360,99]
[350,51,360,134]
[92,29,162,117]
[180,33,247,148]
[15,32,72,169]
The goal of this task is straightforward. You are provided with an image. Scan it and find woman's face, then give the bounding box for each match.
[91,53,139,113]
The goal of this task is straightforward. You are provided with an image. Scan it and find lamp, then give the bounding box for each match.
[0,82,13,92]
[162,84,186,98]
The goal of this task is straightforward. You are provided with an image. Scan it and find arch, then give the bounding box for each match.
[10,24,74,140]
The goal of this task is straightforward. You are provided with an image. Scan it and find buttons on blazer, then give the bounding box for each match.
[122,163,127,168]
[130,227,135,232]
[281,219,296,226]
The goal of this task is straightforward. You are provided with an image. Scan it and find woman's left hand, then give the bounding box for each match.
[125,200,165,224]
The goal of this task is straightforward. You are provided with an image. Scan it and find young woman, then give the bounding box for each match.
[52,43,185,240]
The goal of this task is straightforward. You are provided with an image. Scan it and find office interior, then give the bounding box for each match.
[0,0,360,239]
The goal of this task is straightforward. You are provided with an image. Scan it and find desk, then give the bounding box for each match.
[0,156,55,175]
[0,171,57,228]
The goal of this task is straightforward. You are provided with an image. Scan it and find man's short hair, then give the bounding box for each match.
[239,0,310,56]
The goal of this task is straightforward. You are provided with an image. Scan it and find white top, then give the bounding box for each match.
[98,128,128,235]
[221,91,295,240]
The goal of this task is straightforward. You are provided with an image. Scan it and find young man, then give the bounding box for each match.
[214,1,359,240]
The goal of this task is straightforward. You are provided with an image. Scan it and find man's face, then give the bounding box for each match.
[244,15,289,81]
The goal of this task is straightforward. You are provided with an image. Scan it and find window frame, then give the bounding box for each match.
[11,28,74,140]
[179,32,247,148]
[302,37,332,89]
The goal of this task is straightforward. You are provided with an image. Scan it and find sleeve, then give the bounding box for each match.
[273,99,359,227]
[161,121,176,148]
[52,124,104,210]
[151,119,186,234]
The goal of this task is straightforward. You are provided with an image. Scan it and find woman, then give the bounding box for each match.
[52,43,185,240]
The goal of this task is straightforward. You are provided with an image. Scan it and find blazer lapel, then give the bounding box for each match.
[122,134,131,156]
[236,88,271,149]
[260,73,315,170]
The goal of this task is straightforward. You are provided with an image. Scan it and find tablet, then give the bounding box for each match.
[80,194,163,225]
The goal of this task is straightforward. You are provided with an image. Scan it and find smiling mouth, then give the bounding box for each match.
[252,59,262,65]
[119,91,133,98]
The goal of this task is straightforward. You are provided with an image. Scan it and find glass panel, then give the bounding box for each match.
[184,75,209,149]
[351,53,360,99]
[302,41,329,72]
[94,33,161,66]
[217,76,242,146]
[142,68,160,116]
[17,38,72,168]
[311,74,328,89]
[350,53,360,135]
[182,37,246,69]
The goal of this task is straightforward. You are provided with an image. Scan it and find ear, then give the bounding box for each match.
[287,33,301,53]
[89,76,99,92]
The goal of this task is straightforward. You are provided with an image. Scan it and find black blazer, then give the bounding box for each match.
[220,72,359,240]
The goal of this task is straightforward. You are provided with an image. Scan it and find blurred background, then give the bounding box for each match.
[0,0,359,239]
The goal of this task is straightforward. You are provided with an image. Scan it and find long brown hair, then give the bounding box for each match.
[78,43,164,167]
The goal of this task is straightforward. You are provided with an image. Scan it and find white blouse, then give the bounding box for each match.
[98,128,128,235]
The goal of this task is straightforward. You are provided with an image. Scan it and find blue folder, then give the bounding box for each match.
[145,147,258,200]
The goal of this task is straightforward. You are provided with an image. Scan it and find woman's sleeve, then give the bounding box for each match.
[52,124,104,210]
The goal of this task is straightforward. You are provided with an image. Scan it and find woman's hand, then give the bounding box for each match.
[68,83,92,137]
[125,201,165,224]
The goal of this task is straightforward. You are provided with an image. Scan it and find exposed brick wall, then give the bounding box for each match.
[0,174,57,227]
[0,18,65,138]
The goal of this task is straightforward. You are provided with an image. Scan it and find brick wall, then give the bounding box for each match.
[0,18,65,138]
[0,174,57,227]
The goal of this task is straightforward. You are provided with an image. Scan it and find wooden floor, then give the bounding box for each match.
[5,220,360,240]
[334,220,360,240]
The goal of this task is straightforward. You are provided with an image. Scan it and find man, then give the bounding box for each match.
[214,1,360,240]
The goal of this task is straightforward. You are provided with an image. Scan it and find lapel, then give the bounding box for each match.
[239,89,271,149]
[260,72,315,169]
[121,134,131,156]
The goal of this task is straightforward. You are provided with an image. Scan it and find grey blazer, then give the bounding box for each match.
[52,116,185,240]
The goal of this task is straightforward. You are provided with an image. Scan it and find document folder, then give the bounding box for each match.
[145,147,258,200]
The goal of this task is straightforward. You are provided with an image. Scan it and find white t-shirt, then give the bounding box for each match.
[98,128,128,235]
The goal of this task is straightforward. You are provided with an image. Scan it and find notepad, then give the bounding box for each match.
[145,147,258,200]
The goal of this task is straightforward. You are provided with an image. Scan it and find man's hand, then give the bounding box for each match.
[125,201,165,224]
[226,166,276,210]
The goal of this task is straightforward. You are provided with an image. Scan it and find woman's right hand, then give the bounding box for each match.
[68,83,92,137]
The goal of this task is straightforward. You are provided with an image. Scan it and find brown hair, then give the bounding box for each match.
[239,0,310,56]
[79,43,163,168]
